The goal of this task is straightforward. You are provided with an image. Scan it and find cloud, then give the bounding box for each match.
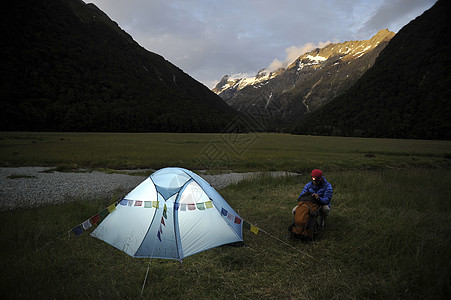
[358,0,437,36]
[267,41,333,72]
[86,0,437,88]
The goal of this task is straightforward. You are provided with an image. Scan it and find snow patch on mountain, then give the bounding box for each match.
[212,29,395,100]
[212,68,282,94]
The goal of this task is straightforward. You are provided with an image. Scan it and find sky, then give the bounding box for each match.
[86,0,437,89]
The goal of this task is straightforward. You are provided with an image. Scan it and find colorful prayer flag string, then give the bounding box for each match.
[20,200,123,263]
[118,199,215,212]
[90,214,100,225]
[70,200,119,237]
[72,225,83,236]
[242,220,258,235]
[82,219,92,230]
[163,204,167,218]
[250,225,259,235]
[107,203,116,213]
[99,208,108,217]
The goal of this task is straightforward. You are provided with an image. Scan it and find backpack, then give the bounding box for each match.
[289,193,321,240]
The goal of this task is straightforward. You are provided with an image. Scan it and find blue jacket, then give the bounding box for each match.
[299,177,333,208]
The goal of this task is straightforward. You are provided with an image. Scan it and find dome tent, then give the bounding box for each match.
[91,167,243,260]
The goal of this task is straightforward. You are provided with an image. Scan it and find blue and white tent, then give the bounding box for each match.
[91,167,243,260]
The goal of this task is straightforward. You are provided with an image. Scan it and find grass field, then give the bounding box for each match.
[1,132,450,172]
[1,132,450,299]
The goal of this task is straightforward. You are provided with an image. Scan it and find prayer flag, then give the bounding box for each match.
[90,215,100,225]
[163,204,167,218]
[250,225,259,235]
[108,204,116,213]
[180,203,187,211]
[72,225,83,236]
[82,219,92,230]
[234,217,242,224]
[161,217,165,226]
[134,201,143,207]
[127,200,134,206]
[157,231,161,242]
[188,204,196,211]
[196,203,205,210]
[153,201,159,208]
[227,212,234,221]
[99,209,108,217]
[221,208,227,216]
[144,201,152,208]
[120,199,128,206]
[205,201,213,209]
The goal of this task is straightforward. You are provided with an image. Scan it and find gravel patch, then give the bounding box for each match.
[0,167,297,211]
[0,167,145,211]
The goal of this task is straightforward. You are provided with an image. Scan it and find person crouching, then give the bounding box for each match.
[293,169,333,229]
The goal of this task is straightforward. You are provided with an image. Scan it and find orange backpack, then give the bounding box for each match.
[290,193,320,239]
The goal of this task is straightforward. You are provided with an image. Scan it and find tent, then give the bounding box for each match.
[91,167,243,260]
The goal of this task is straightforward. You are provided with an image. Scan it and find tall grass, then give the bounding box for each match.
[1,169,449,299]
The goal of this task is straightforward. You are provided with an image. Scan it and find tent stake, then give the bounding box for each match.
[140,259,152,299]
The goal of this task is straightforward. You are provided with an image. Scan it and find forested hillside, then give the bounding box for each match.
[0,0,237,132]
[294,0,450,140]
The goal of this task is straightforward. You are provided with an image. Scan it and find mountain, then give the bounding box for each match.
[294,0,450,140]
[212,68,285,98]
[213,29,395,125]
[0,0,237,132]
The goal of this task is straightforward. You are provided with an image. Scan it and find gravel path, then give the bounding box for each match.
[0,167,296,211]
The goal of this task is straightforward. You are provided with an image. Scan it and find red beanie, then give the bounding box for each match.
[311,169,323,178]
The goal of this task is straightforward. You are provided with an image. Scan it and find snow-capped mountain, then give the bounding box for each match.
[212,29,395,123]
[295,0,451,140]
[212,68,284,97]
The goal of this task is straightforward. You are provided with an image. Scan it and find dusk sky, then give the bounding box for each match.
[86,0,436,88]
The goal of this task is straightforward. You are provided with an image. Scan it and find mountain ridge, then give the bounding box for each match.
[294,0,450,140]
[213,29,395,123]
[0,0,237,132]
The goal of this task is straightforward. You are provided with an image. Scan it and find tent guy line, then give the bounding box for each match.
[18,200,119,264]
[244,219,315,261]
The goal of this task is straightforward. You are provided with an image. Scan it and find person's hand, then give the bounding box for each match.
[312,193,319,200]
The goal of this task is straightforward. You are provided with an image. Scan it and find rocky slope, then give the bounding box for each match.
[213,29,395,123]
